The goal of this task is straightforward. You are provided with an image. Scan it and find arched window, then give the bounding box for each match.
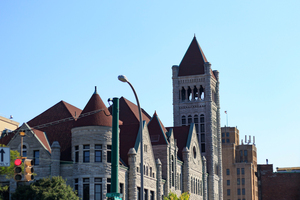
[187,86,192,101]
[194,115,199,133]
[22,145,27,157]
[181,87,186,101]
[181,116,186,126]
[188,115,192,125]
[193,86,198,100]
[200,85,205,100]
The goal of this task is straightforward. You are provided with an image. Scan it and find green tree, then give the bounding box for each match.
[0,145,20,178]
[11,176,79,200]
[164,191,190,200]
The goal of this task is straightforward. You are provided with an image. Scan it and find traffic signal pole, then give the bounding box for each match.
[106,97,122,200]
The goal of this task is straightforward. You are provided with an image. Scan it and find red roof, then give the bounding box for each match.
[75,91,112,127]
[167,125,190,161]
[119,124,139,166]
[27,101,82,161]
[178,36,207,76]
[116,97,151,125]
[148,111,168,145]
[33,129,51,153]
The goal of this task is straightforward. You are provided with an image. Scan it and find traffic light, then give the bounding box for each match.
[24,159,34,181]
[14,159,23,181]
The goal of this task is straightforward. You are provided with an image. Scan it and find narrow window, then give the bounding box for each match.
[226,169,230,175]
[107,178,111,193]
[238,188,241,195]
[237,178,240,185]
[171,156,174,187]
[22,145,27,157]
[75,145,79,163]
[181,87,186,101]
[227,180,230,185]
[242,188,245,195]
[237,168,240,175]
[74,178,78,195]
[193,86,198,100]
[145,189,148,200]
[181,116,186,126]
[94,178,102,200]
[227,189,230,196]
[194,115,199,133]
[120,183,124,196]
[241,168,245,175]
[187,87,192,101]
[83,178,90,200]
[95,144,102,162]
[242,178,245,185]
[150,191,154,200]
[83,145,90,163]
[188,115,192,124]
[107,145,112,163]
[34,150,39,165]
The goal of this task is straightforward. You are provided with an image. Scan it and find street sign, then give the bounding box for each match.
[0,147,10,167]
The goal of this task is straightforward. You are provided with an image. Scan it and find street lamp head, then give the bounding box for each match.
[118,75,128,83]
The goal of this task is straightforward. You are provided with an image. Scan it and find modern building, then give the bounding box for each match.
[172,36,223,200]
[257,164,300,200]
[221,126,258,200]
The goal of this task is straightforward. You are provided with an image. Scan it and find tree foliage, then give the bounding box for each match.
[0,145,20,178]
[11,176,79,200]
[164,192,190,200]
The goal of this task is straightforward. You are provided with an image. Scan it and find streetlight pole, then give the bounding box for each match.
[118,75,144,200]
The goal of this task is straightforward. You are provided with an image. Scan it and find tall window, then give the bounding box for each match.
[200,114,205,153]
[83,145,90,163]
[226,169,230,175]
[83,178,90,200]
[107,145,112,163]
[75,145,79,163]
[242,178,245,185]
[22,145,27,157]
[194,115,199,133]
[238,188,241,195]
[241,168,245,175]
[34,150,39,165]
[107,178,111,193]
[74,178,78,195]
[120,183,124,196]
[188,115,192,124]
[244,150,248,162]
[94,178,102,200]
[150,191,154,200]
[182,116,186,126]
[237,168,240,175]
[227,180,230,185]
[242,188,245,195]
[227,189,230,196]
[237,178,240,185]
[95,145,102,162]
[171,156,174,187]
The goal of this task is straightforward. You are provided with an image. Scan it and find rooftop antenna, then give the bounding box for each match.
[253,136,255,145]
[225,111,228,127]
[248,135,251,144]
[245,135,247,144]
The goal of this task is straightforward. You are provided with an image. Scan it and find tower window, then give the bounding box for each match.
[181,116,186,126]
[188,115,192,124]
[181,87,186,101]
[187,87,192,101]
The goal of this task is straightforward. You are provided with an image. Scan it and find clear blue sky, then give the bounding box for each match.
[1,1,299,170]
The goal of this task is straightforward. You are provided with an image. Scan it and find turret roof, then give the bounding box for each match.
[75,88,112,127]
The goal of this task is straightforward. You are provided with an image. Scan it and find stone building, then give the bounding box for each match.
[0,88,206,200]
[172,36,222,200]
[221,126,258,200]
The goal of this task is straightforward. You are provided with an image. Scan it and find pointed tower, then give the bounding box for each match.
[172,36,222,200]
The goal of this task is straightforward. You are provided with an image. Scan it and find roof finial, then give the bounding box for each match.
[194,33,196,38]
[94,86,98,94]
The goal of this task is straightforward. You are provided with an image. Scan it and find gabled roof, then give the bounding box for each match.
[27,101,81,161]
[75,88,112,127]
[28,101,82,126]
[167,125,191,161]
[32,129,51,153]
[148,111,168,145]
[116,97,151,125]
[119,123,139,166]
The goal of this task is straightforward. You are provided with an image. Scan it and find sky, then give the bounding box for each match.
[1,1,300,170]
